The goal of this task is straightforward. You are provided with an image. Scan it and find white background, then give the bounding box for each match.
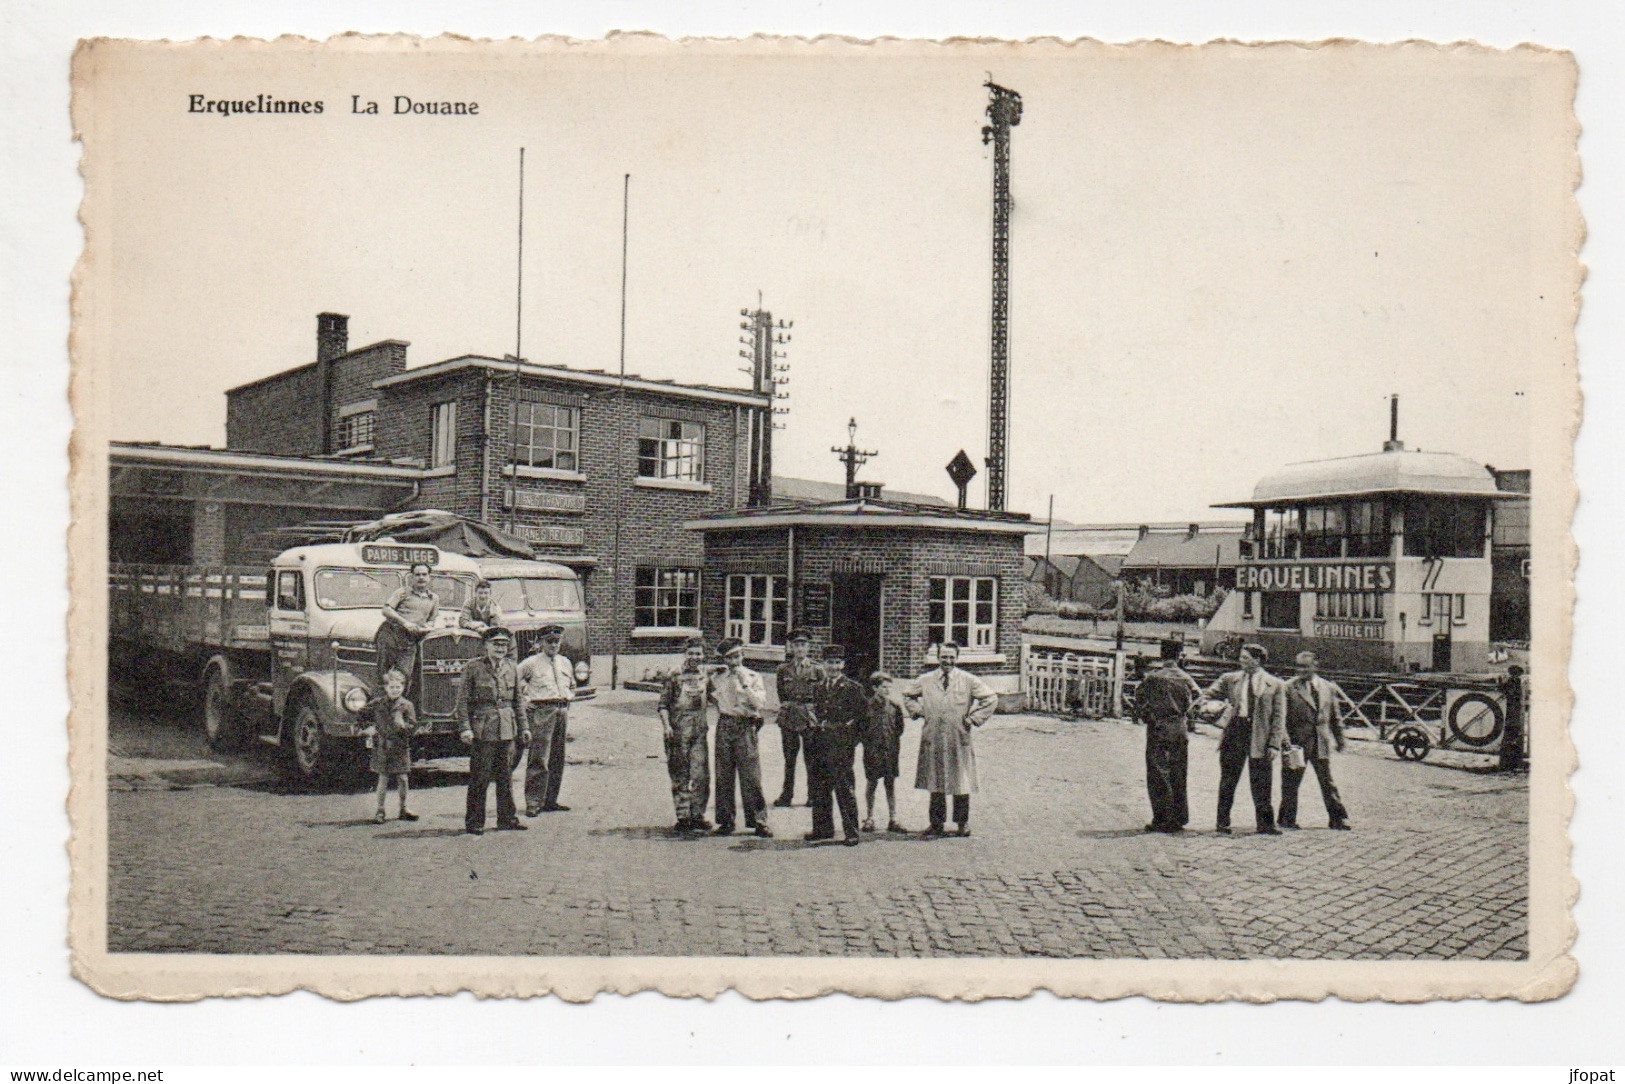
[3,0,1620,1066]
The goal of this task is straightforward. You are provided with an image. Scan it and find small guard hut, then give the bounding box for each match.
[685,495,1030,705]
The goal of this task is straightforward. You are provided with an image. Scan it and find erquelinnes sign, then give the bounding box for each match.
[1236,562,1394,592]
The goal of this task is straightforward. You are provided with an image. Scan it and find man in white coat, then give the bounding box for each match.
[1201,643,1291,835]
[904,641,999,838]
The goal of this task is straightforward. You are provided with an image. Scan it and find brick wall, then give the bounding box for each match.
[225,342,407,456]
[227,364,324,455]
[377,365,762,662]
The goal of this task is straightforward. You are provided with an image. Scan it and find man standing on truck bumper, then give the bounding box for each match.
[518,623,575,816]
[377,562,439,679]
[458,626,529,835]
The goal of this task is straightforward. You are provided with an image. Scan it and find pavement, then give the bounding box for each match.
[106,689,1528,958]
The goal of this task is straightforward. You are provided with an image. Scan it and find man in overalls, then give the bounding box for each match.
[657,638,713,834]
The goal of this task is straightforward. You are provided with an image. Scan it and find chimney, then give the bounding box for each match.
[1382,393,1405,452]
[1186,523,1200,541]
[1138,524,1150,540]
[314,312,349,454]
[317,312,350,363]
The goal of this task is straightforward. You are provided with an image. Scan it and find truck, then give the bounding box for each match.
[473,556,595,698]
[110,541,497,785]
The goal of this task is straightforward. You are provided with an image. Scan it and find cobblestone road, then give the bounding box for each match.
[107,691,1527,958]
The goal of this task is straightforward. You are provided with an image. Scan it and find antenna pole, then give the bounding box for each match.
[506,148,527,533]
[982,80,1022,512]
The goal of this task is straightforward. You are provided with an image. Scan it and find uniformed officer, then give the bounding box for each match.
[376,562,439,679]
[517,623,574,816]
[773,629,820,807]
[806,644,865,846]
[457,626,529,835]
[657,638,713,834]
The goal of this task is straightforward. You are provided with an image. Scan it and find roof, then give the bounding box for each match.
[687,497,1032,535]
[772,476,951,507]
[372,354,770,408]
[110,441,424,481]
[1122,526,1245,570]
[1217,448,1517,508]
[224,340,410,395]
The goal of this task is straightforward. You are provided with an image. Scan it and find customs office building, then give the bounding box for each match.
[1199,427,1527,674]
[210,312,778,682]
[140,310,1028,691]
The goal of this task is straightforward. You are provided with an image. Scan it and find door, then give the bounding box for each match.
[830,574,884,680]
[267,568,309,725]
[1430,592,1455,672]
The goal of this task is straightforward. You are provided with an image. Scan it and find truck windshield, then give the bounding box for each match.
[313,569,472,610]
[489,577,582,613]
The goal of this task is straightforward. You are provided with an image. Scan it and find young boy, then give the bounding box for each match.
[859,671,906,833]
[366,668,420,823]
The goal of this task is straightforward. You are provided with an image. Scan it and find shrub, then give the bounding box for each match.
[1024,581,1060,615]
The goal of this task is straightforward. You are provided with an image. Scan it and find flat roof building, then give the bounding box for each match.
[687,496,1031,705]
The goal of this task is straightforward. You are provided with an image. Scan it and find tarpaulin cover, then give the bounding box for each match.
[344,510,537,559]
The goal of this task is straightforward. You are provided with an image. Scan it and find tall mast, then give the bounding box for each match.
[982,80,1022,512]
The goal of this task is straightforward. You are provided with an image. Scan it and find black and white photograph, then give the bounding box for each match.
[68,34,1576,1002]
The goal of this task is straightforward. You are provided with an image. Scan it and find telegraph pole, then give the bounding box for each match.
[982,79,1022,512]
[738,300,792,506]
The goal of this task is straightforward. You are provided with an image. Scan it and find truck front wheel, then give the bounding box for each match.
[284,698,352,788]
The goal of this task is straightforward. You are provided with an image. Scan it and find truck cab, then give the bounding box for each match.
[474,557,595,698]
[261,542,485,782]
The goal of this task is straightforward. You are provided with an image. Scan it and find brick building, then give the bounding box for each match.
[687,497,1031,706]
[224,312,773,680]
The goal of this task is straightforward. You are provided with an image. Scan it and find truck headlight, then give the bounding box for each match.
[343,687,370,714]
[574,660,591,683]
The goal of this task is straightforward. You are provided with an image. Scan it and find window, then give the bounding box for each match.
[1347,500,1391,558]
[336,410,374,451]
[1262,508,1301,559]
[488,577,583,614]
[311,569,471,611]
[928,576,998,651]
[430,401,457,467]
[1314,592,1385,620]
[1259,591,1299,630]
[1300,505,1347,558]
[515,402,579,471]
[1420,592,1467,627]
[1403,498,1487,559]
[274,571,304,612]
[634,568,700,630]
[638,417,705,481]
[725,574,788,647]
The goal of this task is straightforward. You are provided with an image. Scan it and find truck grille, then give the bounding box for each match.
[417,630,484,717]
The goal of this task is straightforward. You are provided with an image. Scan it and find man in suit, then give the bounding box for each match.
[1280,651,1352,831]
[1202,643,1290,835]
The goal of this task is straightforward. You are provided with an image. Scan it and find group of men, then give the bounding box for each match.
[658,630,1000,845]
[374,567,576,835]
[1134,640,1352,836]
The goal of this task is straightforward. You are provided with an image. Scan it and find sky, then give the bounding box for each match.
[86,38,1566,523]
